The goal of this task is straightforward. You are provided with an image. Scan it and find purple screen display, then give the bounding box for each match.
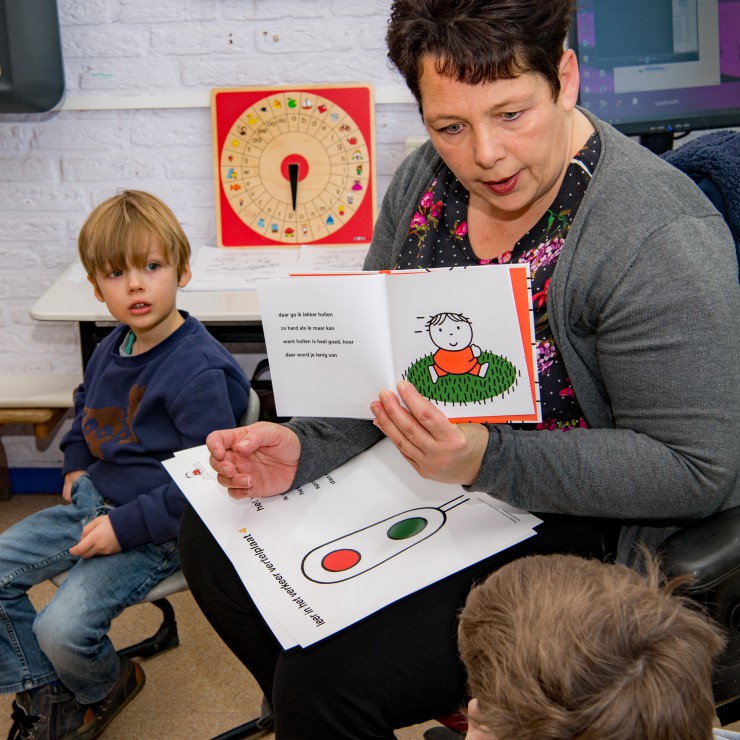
[574,0,740,135]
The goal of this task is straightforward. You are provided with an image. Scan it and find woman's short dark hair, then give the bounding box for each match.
[386,0,575,109]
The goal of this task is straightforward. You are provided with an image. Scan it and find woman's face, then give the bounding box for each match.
[419,51,580,223]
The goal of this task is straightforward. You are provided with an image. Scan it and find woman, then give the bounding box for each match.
[180,1,739,736]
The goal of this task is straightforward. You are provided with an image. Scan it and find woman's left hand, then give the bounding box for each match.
[370,380,489,486]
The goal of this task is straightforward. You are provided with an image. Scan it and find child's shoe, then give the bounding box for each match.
[62,657,146,740]
[8,683,85,740]
[64,656,145,740]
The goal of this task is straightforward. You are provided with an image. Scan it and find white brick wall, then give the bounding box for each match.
[0,0,426,470]
[6,1,730,475]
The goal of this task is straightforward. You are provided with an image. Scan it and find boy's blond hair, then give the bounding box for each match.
[78,190,191,282]
[458,554,726,740]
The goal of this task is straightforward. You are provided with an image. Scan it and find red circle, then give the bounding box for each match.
[321,548,361,572]
[280,154,310,182]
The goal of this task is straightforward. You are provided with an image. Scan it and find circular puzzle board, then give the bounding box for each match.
[212,84,376,247]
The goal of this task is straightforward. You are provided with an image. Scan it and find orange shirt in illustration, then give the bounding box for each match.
[432,347,483,377]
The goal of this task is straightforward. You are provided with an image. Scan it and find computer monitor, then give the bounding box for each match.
[0,0,64,113]
[570,0,740,154]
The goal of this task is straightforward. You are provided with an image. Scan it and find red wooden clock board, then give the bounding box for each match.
[212,83,376,248]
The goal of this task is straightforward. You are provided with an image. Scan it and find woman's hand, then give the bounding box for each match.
[207,421,301,499]
[371,380,489,486]
[62,470,86,503]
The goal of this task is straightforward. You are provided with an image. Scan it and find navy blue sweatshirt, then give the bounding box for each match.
[61,313,250,550]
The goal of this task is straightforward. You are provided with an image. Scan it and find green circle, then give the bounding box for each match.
[387,517,428,540]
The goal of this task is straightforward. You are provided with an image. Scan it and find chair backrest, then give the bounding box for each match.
[660,130,740,281]
[658,504,740,725]
[243,386,260,426]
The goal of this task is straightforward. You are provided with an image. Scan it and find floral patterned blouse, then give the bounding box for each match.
[394,132,601,431]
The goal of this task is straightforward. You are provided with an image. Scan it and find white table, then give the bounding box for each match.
[30,264,264,368]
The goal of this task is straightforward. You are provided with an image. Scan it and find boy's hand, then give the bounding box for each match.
[69,515,121,558]
[62,470,86,503]
[207,421,301,500]
[370,380,489,486]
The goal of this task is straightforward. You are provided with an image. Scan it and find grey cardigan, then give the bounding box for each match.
[287,114,740,565]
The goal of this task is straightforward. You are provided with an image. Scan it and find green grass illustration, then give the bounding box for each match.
[405,351,518,406]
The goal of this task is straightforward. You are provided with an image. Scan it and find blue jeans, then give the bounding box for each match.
[0,475,180,703]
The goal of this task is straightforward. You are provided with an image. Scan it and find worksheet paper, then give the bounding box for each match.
[257,265,540,423]
[184,246,300,291]
[183,245,370,291]
[163,438,541,648]
[294,244,370,273]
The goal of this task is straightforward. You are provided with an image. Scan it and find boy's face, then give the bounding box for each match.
[429,316,473,351]
[89,235,191,351]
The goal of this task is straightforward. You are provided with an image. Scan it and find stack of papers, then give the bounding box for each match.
[183,247,299,291]
[164,438,541,648]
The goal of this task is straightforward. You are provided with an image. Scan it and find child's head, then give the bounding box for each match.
[427,312,473,351]
[78,190,191,286]
[458,554,725,740]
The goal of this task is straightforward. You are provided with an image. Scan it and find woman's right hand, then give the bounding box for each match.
[206,421,301,499]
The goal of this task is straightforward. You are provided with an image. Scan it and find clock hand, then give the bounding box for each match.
[288,163,299,210]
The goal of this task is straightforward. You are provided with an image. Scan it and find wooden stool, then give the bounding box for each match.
[0,374,81,499]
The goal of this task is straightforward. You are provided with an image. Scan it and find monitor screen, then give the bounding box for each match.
[571,0,740,153]
[0,0,64,113]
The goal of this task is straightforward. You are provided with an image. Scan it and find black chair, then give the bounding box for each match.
[660,130,740,281]
[419,507,740,740]
[50,567,189,660]
[51,387,261,663]
[659,504,740,727]
[655,131,740,725]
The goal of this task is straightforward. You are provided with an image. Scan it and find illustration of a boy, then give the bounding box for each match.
[427,312,489,384]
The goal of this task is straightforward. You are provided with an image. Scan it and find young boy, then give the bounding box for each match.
[1,190,250,740]
[457,554,738,740]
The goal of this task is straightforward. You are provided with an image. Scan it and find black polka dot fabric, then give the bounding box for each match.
[395,132,601,431]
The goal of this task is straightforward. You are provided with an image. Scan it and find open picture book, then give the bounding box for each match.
[256,264,541,423]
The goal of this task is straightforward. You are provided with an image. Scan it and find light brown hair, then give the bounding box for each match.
[386,0,576,110]
[458,554,725,740]
[78,190,191,282]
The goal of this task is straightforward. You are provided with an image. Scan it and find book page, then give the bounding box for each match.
[257,274,395,418]
[386,266,540,423]
[163,438,541,648]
